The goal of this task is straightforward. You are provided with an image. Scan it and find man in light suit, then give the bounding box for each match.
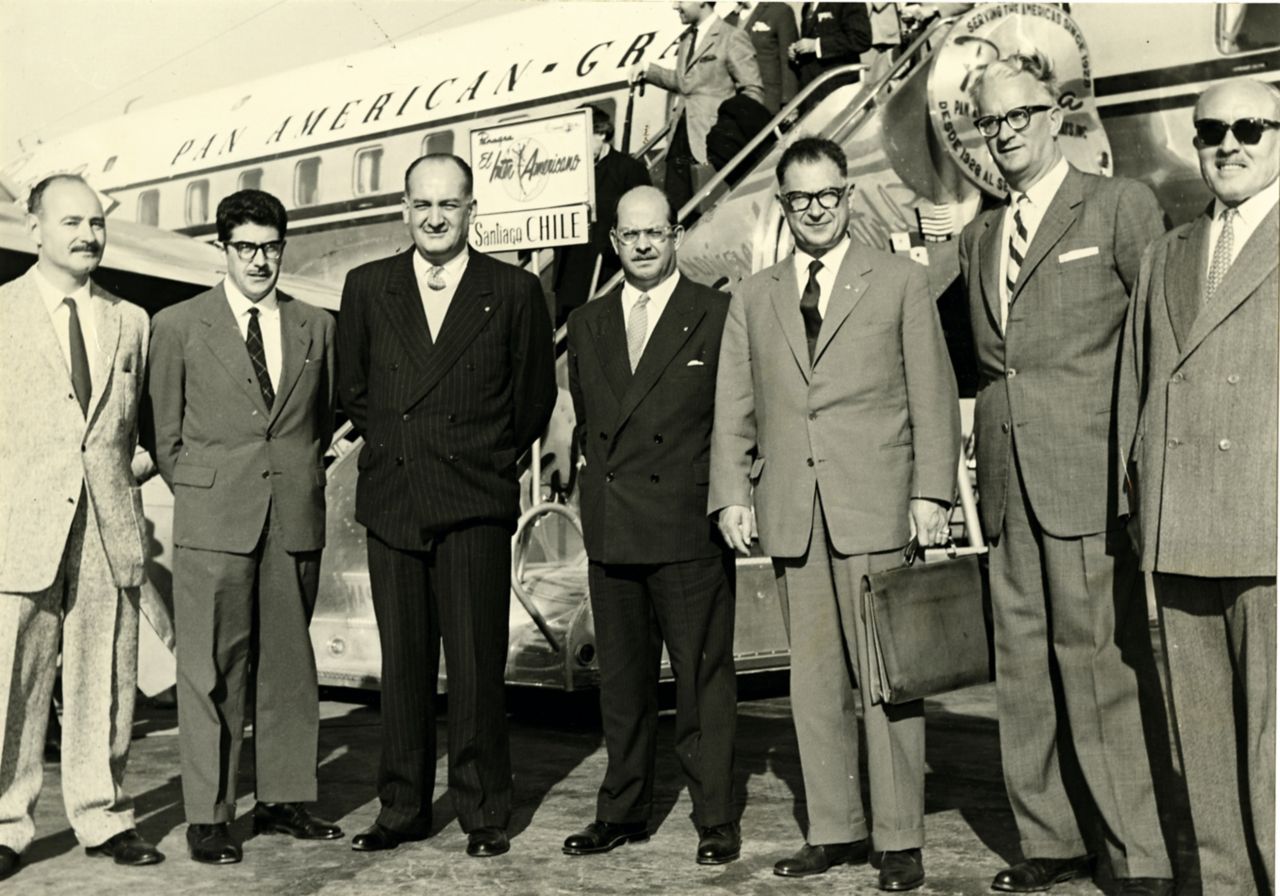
[563,186,738,865]
[0,174,163,879]
[632,1,764,215]
[726,2,799,114]
[710,137,959,892]
[957,54,1172,896]
[148,190,341,865]
[1120,78,1279,896]
[336,155,556,859]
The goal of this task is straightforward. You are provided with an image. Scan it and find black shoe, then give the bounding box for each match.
[0,846,19,881]
[878,848,924,891]
[85,829,164,866]
[1117,879,1174,896]
[773,840,867,877]
[696,822,741,865]
[252,802,343,840]
[992,856,1095,892]
[466,827,509,858]
[350,822,430,852]
[186,823,242,865]
[563,820,650,856]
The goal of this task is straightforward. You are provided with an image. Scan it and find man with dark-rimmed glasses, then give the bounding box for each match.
[148,189,341,865]
[711,137,959,891]
[957,53,1172,896]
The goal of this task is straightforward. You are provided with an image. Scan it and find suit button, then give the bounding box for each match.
[806,457,814,467]
[808,411,818,421]
[67,497,75,504]
[81,444,86,452]
[68,393,74,400]
[391,362,399,371]
[261,470,270,478]
[1218,439,1232,451]
[1001,422,1010,433]
[653,434,663,444]
[1227,374,1241,384]
[606,472,615,482]
[1006,367,1017,378]
[396,456,404,465]
[599,432,608,441]
[448,454,458,462]
[402,413,411,421]
[1171,372,1184,383]
[1167,438,1180,449]
[447,413,457,423]
[265,434,272,441]
[650,474,660,483]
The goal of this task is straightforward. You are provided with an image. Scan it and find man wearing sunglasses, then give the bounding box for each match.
[711,137,959,891]
[957,53,1172,896]
[1120,78,1279,896]
[148,189,341,865]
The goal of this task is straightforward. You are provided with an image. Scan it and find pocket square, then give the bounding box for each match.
[819,11,834,20]
[1058,246,1099,263]
[686,359,706,367]
[751,21,772,32]
[695,54,718,64]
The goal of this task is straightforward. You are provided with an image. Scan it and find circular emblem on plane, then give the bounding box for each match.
[926,3,1113,199]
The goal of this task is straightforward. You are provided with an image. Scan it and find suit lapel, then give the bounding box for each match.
[769,260,811,382]
[1164,210,1210,352]
[977,212,1003,335]
[406,252,500,409]
[384,249,434,372]
[613,278,705,435]
[686,20,721,72]
[198,284,271,416]
[1011,168,1083,303]
[85,290,120,430]
[1180,206,1279,361]
[813,242,872,365]
[269,293,313,424]
[589,288,632,404]
[18,271,73,393]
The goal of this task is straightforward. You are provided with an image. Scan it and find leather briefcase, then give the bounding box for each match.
[861,537,993,705]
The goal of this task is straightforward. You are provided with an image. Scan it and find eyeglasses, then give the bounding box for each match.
[226,240,286,262]
[613,226,678,245]
[1194,117,1280,147]
[973,105,1053,138]
[779,186,848,214]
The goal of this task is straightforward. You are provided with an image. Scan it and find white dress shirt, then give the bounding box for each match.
[224,278,282,389]
[621,270,680,356]
[1207,177,1280,276]
[413,248,470,340]
[793,235,851,317]
[999,156,1070,326]
[33,265,103,387]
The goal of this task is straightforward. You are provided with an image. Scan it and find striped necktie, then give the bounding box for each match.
[626,292,650,372]
[246,307,275,408]
[1205,207,1237,302]
[1003,193,1029,330]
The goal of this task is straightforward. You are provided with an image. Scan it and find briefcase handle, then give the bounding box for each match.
[902,534,958,567]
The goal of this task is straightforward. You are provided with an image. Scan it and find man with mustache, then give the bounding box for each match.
[0,174,162,880]
[336,154,556,859]
[148,189,341,865]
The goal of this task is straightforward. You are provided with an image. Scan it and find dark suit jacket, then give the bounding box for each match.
[568,276,729,565]
[958,167,1166,539]
[728,3,800,114]
[148,284,335,553]
[1120,203,1278,577]
[336,249,556,549]
[795,2,872,87]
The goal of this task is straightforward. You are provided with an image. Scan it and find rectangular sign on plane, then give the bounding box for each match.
[468,109,595,253]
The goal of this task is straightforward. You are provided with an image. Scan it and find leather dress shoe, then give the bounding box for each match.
[1117,879,1174,896]
[992,856,1095,892]
[466,827,509,858]
[252,802,343,840]
[86,829,164,866]
[773,840,867,877]
[186,823,242,865]
[563,820,649,855]
[0,845,20,881]
[351,822,430,852]
[878,848,925,891]
[696,822,741,865]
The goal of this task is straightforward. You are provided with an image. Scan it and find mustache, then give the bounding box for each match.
[71,242,101,254]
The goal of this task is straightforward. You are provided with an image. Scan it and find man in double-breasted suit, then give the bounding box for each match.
[790,2,872,102]
[1120,79,1279,896]
[0,174,162,879]
[958,55,1172,895]
[633,1,764,214]
[727,2,799,114]
[562,186,738,865]
[149,190,341,865]
[710,138,959,892]
[336,154,556,859]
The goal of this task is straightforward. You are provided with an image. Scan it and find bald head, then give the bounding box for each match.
[1193,78,1280,207]
[1195,79,1280,122]
[616,185,673,226]
[612,186,681,291]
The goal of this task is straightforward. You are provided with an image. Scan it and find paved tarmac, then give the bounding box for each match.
[17,631,1197,896]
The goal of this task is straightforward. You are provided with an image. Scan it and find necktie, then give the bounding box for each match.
[626,292,650,372]
[802,2,817,36]
[799,259,823,362]
[1004,194,1029,329]
[427,266,447,291]
[685,26,699,72]
[1206,207,1237,302]
[246,307,275,408]
[64,297,92,416]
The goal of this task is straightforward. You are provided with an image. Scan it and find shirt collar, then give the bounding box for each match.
[1012,156,1070,208]
[693,13,720,38]
[1214,177,1280,228]
[223,277,278,317]
[794,235,851,279]
[413,247,470,282]
[622,269,681,306]
[32,264,92,315]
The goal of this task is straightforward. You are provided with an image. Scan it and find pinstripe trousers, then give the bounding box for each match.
[367,524,513,833]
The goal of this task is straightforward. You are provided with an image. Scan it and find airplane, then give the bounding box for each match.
[5,1,1277,691]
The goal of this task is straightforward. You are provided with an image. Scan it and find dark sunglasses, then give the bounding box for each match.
[1193,117,1280,147]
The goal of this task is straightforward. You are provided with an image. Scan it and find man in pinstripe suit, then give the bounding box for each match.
[336,154,556,859]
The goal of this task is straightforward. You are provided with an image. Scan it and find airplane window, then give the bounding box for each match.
[421,131,455,157]
[1218,2,1280,53]
[354,147,384,195]
[295,157,321,207]
[137,189,159,227]
[238,167,263,191]
[185,180,209,225]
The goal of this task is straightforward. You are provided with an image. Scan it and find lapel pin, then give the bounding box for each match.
[484,305,491,313]
[683,326,689,332]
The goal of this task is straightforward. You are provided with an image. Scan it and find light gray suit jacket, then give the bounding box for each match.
[1120,203,1278,577]
[709,240,960,557]
[647,17,765,164]
[0,267,149,592]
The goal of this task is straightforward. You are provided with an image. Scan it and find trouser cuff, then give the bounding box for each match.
[872,825,925,852]
[1020,837,1088,859]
